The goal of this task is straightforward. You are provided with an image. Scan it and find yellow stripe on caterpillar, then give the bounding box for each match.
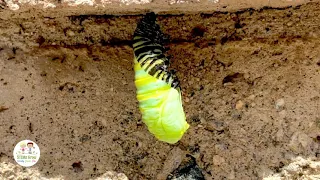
[132,12,189,144]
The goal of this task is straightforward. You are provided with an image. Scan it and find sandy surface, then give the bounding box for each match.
[0,0,313,17]
[0,1,320,180]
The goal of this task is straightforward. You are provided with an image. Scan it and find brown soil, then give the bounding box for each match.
[0,2,320,180]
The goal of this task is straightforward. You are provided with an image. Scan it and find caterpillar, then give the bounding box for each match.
[132,12,190,144]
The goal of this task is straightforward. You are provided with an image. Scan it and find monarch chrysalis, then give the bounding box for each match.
[132,12,190,144]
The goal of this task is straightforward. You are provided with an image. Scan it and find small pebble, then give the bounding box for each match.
[275,98,285,110]
[205,120,225,131]
[212,155,225,166]
[199,117,206,124]
[101,118,107,127]
[248,95,255,100]
[223,82,233,86]
[232,147,244,157]
[67,30,75,36]
[121,80,128,85]
[235,100,244,110]
[0,106,9,112]
[287,21,294,27]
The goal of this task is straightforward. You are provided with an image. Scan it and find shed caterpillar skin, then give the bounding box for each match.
[132,12,190,144]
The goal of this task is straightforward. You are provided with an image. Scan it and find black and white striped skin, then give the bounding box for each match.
[132,12,180,89]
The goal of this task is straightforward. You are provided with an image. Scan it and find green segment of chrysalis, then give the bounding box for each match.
[132,12,189,144]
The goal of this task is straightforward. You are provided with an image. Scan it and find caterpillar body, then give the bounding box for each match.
[132,12,190,144]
